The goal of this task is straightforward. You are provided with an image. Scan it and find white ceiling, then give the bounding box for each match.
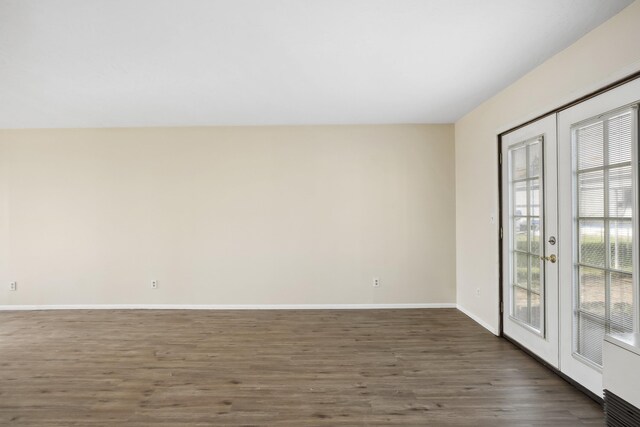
[0,0,633,128]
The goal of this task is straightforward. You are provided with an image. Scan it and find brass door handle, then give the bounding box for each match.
[540,254,557,263]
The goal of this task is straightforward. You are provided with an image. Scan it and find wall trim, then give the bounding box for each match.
[456,304,500,336]
[0,303,457,311]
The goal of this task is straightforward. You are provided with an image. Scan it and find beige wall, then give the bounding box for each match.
[0,125,455,306]
[455,0,640,333]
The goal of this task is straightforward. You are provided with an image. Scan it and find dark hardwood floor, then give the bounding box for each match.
[0,309,603,426]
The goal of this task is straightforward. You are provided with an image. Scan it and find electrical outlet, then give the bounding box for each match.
[9,281,17,291]
[475,287,481,297]
[151,280,158,289]
[373,277,380,288]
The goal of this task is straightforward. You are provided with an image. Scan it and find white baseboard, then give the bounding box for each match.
[0,303,457,311]
[456,304,499,336]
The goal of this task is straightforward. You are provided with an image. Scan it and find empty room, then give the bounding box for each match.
[2,0,640,425]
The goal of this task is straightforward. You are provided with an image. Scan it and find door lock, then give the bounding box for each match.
[540,254,557,263]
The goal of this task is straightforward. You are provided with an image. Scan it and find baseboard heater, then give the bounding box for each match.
[603,333,640,427]
[604,390,640,427]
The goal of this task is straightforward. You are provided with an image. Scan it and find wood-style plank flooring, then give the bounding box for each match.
[0,309,604,426]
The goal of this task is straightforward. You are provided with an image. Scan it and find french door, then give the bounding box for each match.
[501,115,559,367]
[502,78,640,397]
[558,79,640,396]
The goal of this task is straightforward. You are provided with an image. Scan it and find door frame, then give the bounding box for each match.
[497,71,640,401]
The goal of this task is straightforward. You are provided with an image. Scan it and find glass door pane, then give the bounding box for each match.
[509,137,544,333]
[573,108,635,367]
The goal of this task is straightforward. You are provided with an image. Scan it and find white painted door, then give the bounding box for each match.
[558,79,640,397]
[502,115,559,367]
